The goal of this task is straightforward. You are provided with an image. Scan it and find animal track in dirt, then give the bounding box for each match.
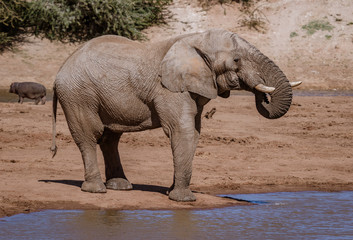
[257,141,292,149]
[120,134,169,147]
[199,134,259,145]
[301,122,325,131]
[56,132,73,143]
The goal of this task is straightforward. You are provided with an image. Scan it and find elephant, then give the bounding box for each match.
[51,29,301,202]
[9,82,46,104]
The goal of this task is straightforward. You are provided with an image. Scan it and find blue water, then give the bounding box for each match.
[1,191,352,240]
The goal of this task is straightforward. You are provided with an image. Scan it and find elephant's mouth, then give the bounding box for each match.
[263,92,271,104]
[237,78,251,92]
[225,71,241,90]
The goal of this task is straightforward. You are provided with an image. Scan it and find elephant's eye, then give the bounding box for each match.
[234,58,240,63]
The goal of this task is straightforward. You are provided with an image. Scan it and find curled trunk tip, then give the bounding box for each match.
[255,80,293,119]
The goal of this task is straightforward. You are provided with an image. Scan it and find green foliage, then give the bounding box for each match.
[27,0,171,42]
[302,19,334,35]
[290,32,298,38]
[0,0,171,52]
[0,0,30,51]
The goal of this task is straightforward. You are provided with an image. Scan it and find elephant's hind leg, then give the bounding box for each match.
[80,145,106,193]
[99,131,132,190]
[63,104,106,193]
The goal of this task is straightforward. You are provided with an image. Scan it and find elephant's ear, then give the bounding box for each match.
[161,39,217,99]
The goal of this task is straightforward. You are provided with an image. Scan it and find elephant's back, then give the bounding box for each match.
[84,35,143,57]
[54,34,147,108]
[56,34,141,82]
[54,33,153,115]
[88,35,138,45]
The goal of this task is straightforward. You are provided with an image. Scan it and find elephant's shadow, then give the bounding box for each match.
[38,180,169,195]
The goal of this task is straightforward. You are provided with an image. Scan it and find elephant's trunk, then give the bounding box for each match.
[252,50,292,119]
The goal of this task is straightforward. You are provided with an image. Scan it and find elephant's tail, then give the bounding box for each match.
[50,86,58,158]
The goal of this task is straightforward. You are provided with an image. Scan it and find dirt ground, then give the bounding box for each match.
[1,0,353,217]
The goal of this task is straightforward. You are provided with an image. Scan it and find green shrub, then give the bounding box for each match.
[290,32,298,38]
[302,19,334,35]
[27,0,171,42]
[0,0,30,51]
[238,4,268,32]
[0,0,171,52]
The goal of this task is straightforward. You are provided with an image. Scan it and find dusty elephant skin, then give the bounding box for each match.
[51,29,300,202]
[9,82,46,105]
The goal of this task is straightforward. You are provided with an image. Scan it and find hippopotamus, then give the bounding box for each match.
[9,82,46,105]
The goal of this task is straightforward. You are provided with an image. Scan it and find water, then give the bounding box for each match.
[1,191,352,240]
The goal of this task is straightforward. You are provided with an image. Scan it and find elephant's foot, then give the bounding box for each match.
[81,180,107,193]
[168,188,196,202]
[106,178,133,190]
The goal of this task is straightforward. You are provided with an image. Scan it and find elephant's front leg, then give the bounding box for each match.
[168,127,199,201]
[155,92,199,202]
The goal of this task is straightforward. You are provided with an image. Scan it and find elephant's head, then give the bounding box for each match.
[161,29,301,119]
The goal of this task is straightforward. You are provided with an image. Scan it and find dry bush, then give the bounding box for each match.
[238,4,268,32]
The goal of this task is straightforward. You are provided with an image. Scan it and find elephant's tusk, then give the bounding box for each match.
[255,84,275,93]
[290,81,302,88]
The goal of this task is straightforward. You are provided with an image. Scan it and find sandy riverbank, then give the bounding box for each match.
[1,0,353,217]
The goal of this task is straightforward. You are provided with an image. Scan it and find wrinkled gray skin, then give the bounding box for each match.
[51,29,295,202]
[9,82,46,105]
